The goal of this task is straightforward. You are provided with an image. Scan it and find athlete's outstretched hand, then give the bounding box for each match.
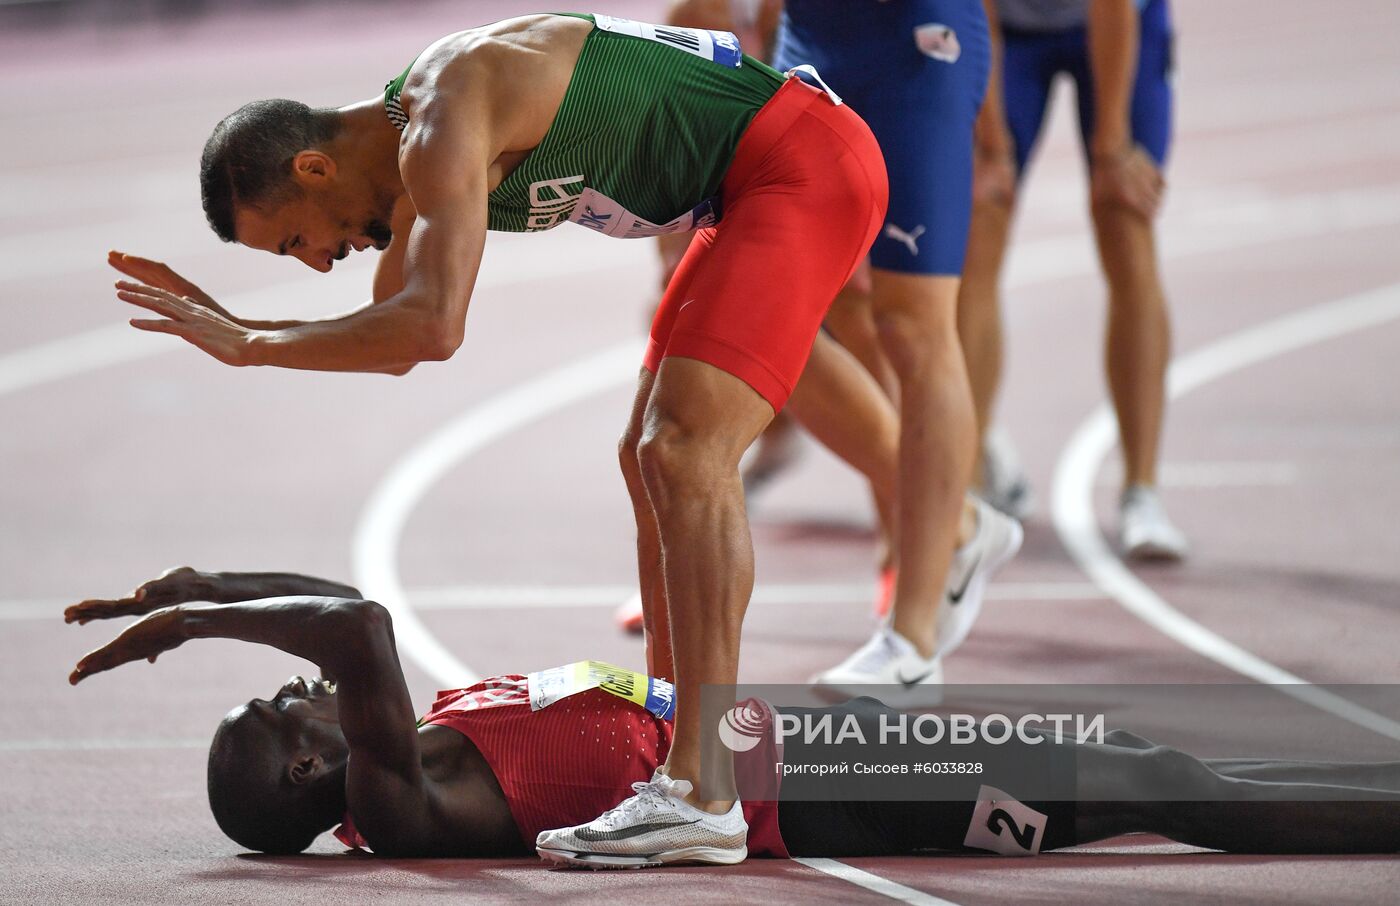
[115,280,257,366]
[69,605,190,684]
[64,567,212,625]
[108,251,235,321]
[1091,143,1165,220]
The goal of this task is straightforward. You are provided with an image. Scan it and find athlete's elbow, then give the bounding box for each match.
[417,318,465,362]
[334,599,394,647]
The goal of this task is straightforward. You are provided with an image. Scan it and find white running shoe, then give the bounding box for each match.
[979,427,1034,519]
[1119,484,1188,562]
[936,499,1024,658]
[536,770,748,869]
[811,626,945,706]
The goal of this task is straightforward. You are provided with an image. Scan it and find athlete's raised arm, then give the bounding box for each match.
[240,76,495,372]
[63,567,363,624]
[67,593,453,852]
[115,52,517,373]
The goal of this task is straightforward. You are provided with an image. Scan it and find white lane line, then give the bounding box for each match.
[0,582,1105,622]
[405,581,1105,610]
[793,859,963,906]
[1096,461,1300,489]
[351,341,645,687]
[1052,281,1400,742]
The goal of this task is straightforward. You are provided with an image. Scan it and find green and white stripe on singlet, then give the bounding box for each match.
[384,12,784,237]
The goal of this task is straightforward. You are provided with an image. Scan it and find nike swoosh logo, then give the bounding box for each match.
[946,551,981,606]
[896,669,935,688]
[573,818,700,842]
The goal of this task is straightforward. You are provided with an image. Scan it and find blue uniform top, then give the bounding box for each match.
[996,0,1149,33]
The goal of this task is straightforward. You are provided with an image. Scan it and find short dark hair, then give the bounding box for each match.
[206,713,340,854]
[199,99,341,243]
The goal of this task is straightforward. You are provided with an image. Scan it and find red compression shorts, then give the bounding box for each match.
[643,76,889,411]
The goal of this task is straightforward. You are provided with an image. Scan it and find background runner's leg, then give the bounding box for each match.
[872,270,977,656]
[785,330,899,572]
[957,185,1017,481]
[1091,204,1170,490]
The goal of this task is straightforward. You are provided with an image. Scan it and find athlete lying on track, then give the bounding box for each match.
[67,568,1400,866]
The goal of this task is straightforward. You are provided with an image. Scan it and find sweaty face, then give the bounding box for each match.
[234,188,395,273]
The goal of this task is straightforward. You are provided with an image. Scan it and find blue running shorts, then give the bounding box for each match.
[775,0,992,276]
[1001,0,1174,176]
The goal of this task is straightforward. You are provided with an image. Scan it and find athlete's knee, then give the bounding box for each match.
[635,417,724,508]
[873,301,959,379]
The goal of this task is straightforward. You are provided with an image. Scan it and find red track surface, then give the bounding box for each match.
[2,1,1399,903]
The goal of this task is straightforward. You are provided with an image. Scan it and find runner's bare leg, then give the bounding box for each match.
[638,355,773,810]
[618,367,674,680]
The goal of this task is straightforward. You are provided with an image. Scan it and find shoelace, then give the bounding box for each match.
[597,774,694,827]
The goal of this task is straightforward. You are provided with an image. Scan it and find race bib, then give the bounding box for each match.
[527,659,677,720]
[963,785,1049,856]
[568,187,720,239]
[593,14,743,68]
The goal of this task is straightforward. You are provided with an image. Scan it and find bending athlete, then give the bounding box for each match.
[67,568,1400,866]
[104,11,887,862]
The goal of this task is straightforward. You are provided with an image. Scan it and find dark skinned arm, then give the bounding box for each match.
[63,567,363,624]
[69,595,448,854]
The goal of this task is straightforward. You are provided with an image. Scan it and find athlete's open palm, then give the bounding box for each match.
[69,605,190,685]
[115,279,255,366]
[108,251,233,320]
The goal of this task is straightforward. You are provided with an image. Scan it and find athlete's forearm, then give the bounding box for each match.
[245,296,462,372]
[180,596,390,677]
[1086,0,1139,157]
[199,571,363,603]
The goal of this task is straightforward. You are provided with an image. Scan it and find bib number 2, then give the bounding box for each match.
[593,14,743,68]
[963,785,1049,856]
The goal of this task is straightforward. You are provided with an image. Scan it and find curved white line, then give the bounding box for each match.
[350,340,645,687]
[1053,282,1400,741]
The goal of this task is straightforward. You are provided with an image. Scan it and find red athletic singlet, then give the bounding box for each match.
[334,675,788,857]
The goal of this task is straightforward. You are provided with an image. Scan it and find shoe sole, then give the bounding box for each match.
[1123,539,1186,563]
[537,845,747,870]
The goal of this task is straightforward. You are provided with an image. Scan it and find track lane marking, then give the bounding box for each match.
[1052,281,1400,741]
[0,582,1106,621]
[793,859,963,906]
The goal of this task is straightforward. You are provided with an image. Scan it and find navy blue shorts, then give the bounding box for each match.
[774,0,991,277]
[1002,0,1174,176]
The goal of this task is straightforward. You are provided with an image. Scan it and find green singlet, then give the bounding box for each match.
[383,12,785,238]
